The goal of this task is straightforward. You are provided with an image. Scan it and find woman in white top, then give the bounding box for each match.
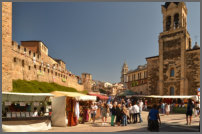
[165,103,170,115]
[32,107,38,117]
[91,103,98,123]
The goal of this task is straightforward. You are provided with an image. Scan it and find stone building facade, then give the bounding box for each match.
[121,63,148,95]
[2,2,93,92]
[121,2,200,95]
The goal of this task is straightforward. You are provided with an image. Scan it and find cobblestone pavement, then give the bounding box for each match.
[37,111,200,132]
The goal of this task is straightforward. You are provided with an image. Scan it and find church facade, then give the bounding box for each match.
[121,2,200,95]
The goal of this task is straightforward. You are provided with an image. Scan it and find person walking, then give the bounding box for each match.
[111,103,116,126]
[165,103,170,115]
[147,104,161,132]
[144,99,148,111]
[116,104,122,126]
[122,105,128,126]
[101,103,108,126]
[196,101,200,116]
[128,103,133,124]
[133,102,139,123]
[138,100,143,123]
[161,102,165,114]
[91,102,98,124]
[186,99,194,125]
[108,101,113,116]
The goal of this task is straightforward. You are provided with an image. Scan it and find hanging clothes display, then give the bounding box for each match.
[84,107,89,122]
[74,102,79,123]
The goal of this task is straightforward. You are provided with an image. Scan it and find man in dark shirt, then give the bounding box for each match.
[111,103,117,126]
[147,104,161,132]
[116,104,122,126]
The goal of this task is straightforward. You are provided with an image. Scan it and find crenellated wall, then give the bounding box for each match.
[11,41,84,91]
[2,2,92,92]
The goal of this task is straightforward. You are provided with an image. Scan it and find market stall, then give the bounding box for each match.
[88,93,109,118]
[2,92,54,132]
[88,93,109,100]
[117,90,137,97]
[50,91,96,127]
[144,95,198,109]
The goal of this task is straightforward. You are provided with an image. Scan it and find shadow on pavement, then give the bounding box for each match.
[118,123,200,132]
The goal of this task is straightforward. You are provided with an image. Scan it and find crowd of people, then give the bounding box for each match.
[88,98,146,126]
[78,97,200,132]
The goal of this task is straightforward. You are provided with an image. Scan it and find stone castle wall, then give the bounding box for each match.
[11,41,84,91]
[2,2,89,92]
[81,73,93,92]
[2,2,13,92]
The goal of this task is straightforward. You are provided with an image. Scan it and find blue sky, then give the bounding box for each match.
[12,2,200,83]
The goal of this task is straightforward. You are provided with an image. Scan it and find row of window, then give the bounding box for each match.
[130,80,146,87]
[128,71,147,82]
[127,68,174,82]
[13,45,41,59]
[13,57,72,79]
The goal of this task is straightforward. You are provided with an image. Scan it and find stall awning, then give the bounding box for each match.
[2,92,54,102]
[117,90,137,96]
[144,95,197,99]
[51,91,96,101]
[88,93,109,100]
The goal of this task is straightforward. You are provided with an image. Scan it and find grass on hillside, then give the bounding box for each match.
[13,79,88,94]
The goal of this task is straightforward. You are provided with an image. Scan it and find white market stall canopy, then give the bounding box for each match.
[51,91,96,101]
[2,92,54,102]
[144,95,198,100]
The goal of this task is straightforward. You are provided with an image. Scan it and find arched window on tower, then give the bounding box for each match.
[166,16,171,31]
[170,87,175,95]
[170,68,175,77]
[174,13,179,29]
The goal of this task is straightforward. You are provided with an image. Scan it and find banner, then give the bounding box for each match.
[5,101,11,106]
[62,78,66,82]
[37,70,44,75]
[20,102,26,106]
[33,102,39,106]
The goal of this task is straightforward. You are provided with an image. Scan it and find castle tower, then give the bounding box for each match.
[2,2,13,91]
[158,2,191,95]
[81,73,93,92]
[121,62,128,87]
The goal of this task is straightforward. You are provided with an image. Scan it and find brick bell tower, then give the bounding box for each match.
[2,2,13,91]
[158,2,191,95]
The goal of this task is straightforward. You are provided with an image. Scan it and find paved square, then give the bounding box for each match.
[37,111,200,132]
